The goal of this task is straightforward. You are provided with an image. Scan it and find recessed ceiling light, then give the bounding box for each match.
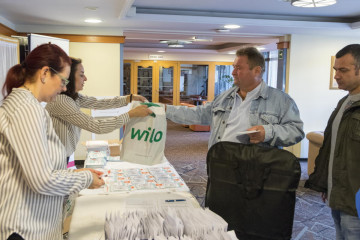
[228,51,236,55]
[168,44,184,48]
[157,50,165,53]
[160,40,191,48]
[191,36,213,42]
[84,19,102,23]
[160,40,191,44]
[85,6,98,11]
[224,24,240,29]
[215,28,230,33]
[291,0,336,7]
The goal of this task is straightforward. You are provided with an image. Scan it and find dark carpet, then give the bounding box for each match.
[164,120,336,240]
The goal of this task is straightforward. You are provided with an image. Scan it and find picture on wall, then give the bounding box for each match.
[330,56,339,90]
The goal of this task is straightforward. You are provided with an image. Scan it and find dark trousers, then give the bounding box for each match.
[7,233,24,240]
[66,156,70,164]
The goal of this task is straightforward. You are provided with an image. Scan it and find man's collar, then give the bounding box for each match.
[231,81,269,99]
[257,81,269,99]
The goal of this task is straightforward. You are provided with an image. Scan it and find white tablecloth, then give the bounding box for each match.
[68,191,199,240]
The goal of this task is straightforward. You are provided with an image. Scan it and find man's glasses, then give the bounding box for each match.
[49,67,70,87]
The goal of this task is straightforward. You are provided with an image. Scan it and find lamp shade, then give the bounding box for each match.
[291,0,336,7]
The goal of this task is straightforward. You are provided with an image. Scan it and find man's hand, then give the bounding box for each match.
[247,125,265,144]
[321,192,327,203]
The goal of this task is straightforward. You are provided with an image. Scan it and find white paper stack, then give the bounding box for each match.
[86,140,109,153]
[84,150,108,168]
[84,140,111,168]
[104,207,232,240]
[106,155,121,162]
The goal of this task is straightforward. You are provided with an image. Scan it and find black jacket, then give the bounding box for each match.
[305,96,360,216]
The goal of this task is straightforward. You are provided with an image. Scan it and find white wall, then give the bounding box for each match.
[69,42,121,160]
[288,34,358,157]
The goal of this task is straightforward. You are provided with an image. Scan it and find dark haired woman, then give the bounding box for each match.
[45,57,151,165]
[0,44,104,240]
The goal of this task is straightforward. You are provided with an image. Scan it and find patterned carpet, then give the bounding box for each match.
[164,120,336,240]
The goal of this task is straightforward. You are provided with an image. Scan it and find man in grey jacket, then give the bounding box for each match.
[166,47,304,149]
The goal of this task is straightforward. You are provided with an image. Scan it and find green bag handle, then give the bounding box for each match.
[140,102,161,117]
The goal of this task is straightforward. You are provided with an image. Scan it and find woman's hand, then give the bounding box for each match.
[75,168,103,176]
[88,172,105,189]
[132,94,147,102]
[128,104,153,118]
[75,168,105,189]
[126,94,147,103]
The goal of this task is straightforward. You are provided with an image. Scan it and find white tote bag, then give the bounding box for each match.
[121,101,166,165]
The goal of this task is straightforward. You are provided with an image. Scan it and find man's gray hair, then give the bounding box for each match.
[236,47,265,75]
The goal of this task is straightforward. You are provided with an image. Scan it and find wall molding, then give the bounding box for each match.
[0,24,125,43]
[0,23,17,37]
[35,34,125,43]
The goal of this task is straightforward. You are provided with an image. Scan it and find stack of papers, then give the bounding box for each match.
[85,140,122,167]
[106,156,121,162]
[104,207,232,240]
[84,150,108,168]
[86,140,109,152]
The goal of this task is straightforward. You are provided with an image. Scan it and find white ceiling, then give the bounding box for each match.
[0,0,359,54]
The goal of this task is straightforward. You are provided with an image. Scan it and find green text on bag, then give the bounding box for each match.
[131,127,163,143]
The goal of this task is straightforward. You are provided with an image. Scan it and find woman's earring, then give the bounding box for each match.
[41,78,46,84]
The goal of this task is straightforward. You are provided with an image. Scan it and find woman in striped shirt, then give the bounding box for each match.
[0,43,105,240]
[45,57,152,163]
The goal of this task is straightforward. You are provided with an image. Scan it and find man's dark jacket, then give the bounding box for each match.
[305,95,360,216]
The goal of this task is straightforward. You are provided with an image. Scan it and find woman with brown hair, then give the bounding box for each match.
[0,43,104,240]
[46,57,152,165]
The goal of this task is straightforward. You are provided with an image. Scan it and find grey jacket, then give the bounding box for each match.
[166,82,304,149]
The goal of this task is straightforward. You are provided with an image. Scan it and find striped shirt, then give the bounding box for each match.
[45,94,130,157]
[0,88,93,240]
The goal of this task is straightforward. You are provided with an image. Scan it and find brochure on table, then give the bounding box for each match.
[80,160,189,196]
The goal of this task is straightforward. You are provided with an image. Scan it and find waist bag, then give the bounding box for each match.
[205,142,300,240]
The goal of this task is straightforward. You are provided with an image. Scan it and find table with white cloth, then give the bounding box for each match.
[68,160,201,240]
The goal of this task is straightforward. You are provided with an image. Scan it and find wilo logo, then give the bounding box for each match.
[131,127,163,143]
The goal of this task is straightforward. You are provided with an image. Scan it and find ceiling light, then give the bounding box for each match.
[84,18,102,23]
[85,7,98,11]
[191,36,213,42]
[215,29,230,33]
[291,0,336,7]
[168,44,184,48]
[224,24,240,29]
[228,51,236,55]
[256,47,265,51]
[160,40,191,48]
[157,50,165,53]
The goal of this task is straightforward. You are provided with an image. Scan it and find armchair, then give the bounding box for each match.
[306,131,324,175]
